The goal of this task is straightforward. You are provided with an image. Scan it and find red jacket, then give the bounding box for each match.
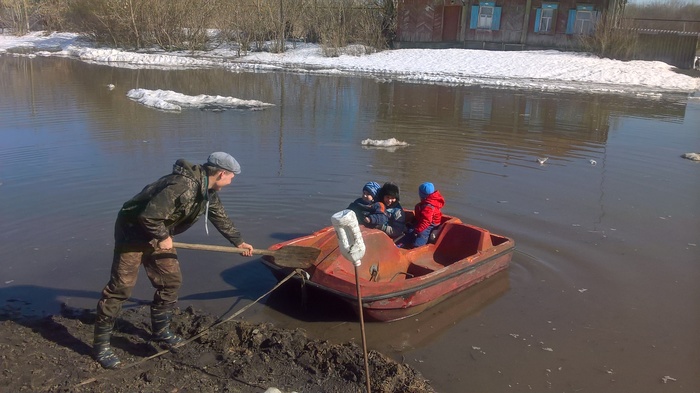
[414,190,445,232]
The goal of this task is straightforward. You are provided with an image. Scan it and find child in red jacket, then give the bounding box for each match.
[404,182,445,248]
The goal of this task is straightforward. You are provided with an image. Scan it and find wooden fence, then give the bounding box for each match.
[631,29,698,69]
[622,18,700,33]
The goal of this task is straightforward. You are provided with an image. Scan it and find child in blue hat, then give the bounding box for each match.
[347,181,387,228]
[403,182,445,248]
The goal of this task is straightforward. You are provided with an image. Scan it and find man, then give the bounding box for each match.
[93,152,254,369]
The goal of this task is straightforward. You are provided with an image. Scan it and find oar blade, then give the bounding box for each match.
[268,246,321,268]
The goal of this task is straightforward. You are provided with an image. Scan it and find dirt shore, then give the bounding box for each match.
[0,304,434,393]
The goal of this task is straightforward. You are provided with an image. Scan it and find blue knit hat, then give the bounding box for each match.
[363,181,381,198]
[418,182,435,199]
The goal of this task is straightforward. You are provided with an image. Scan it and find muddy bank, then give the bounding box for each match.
[0,305,434,393]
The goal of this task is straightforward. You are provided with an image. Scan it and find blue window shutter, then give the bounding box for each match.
[534,9,541,32]
[492,7,502,30]
[470,6,479,29]
[566,9,576,34]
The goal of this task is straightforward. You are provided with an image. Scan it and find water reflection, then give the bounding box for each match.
[0,54,695,313]
[1,56,690,176]
[1,54,698,393]
[261,269,510,354]
[374,83,688,167]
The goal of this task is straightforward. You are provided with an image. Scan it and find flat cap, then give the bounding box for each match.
[207,152,241,174]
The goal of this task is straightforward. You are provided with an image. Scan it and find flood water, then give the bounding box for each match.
[1,55,698,392]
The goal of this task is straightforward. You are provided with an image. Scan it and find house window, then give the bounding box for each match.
[478,5,494,29]
[540,8,555,32]
[470,2,502,31]
[574,11,594,34]
[534,3,559,34]
[567,5,598,35]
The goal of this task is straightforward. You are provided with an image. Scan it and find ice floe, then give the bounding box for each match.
[126,88,275,112]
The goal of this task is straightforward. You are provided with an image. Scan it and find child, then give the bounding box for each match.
[347,181,386,227]
[377,182,405,239]
[405,182,445,248]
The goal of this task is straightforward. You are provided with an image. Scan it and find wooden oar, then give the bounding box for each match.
[172,241,319,268]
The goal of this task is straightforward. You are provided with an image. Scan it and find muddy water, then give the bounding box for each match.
[1,56,698,392]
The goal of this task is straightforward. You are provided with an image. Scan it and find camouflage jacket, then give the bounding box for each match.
[115,159,243,247]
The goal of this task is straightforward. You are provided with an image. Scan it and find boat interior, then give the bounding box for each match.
[299,215,511,283]
[367,217,509,282]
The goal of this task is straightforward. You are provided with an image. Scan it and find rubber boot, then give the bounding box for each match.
[150,305,184,347]
[93,315,121,369]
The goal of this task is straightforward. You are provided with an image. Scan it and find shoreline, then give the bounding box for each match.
[0,304,435,392]
[1,31,699,95]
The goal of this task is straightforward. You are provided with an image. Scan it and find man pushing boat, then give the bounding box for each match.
[93,152,254,369]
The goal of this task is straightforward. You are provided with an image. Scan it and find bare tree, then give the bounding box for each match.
[1,0,397,55]
[579,14,639,60]
[624,0,700,31]
[0,0,34,34]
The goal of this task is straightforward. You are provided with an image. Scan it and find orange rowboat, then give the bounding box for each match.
[261,214,514,322]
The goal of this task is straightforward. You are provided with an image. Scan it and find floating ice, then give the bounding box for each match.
[661,376,677,383]
[126,88,275,112]
[681,152,700,161]
[361,138,409,148]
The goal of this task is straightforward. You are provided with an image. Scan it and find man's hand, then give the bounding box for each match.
[238,242,254,257]
[158,237,173,250]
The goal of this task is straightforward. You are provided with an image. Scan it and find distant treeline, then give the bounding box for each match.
[0,0,396,54]
[624,1,700,31]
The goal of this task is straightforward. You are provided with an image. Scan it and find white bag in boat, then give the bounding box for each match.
[331,209,366,266]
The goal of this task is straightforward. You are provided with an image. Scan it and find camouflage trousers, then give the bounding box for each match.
[96,246,182,319]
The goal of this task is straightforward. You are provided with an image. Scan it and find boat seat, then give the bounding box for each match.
[432,222,493,265]
[407,250,444,270]
[401,217,465,275]
[357,228,407,282]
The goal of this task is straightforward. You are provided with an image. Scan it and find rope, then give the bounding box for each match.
[74,269,304,388]
[353,264,372,393]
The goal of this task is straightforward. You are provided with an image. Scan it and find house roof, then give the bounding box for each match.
[627,28,700,37]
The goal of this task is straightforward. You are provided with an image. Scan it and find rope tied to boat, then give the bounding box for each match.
[74,268,307,388]
[331,209,372,393]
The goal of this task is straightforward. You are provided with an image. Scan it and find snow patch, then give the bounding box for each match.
[681,153,700,161]
[361,138,409,149]
[126,89,275,112]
